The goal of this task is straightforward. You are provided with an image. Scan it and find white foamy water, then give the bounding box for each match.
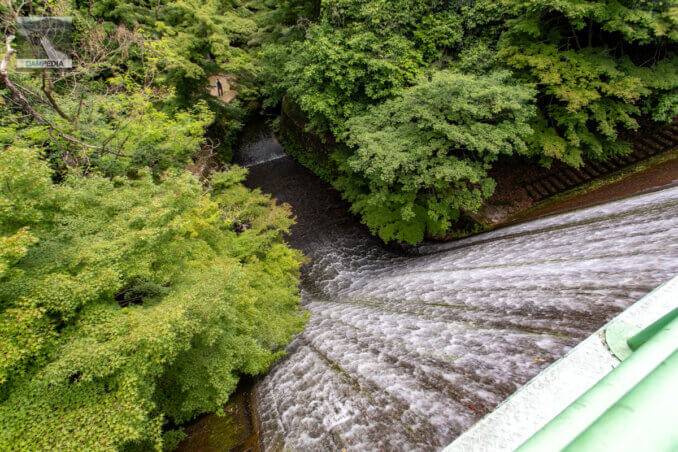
[253,185,678,451]
[236,121,678,451]
[235,123,288,167]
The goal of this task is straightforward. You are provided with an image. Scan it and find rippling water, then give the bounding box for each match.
[235,120,678,451]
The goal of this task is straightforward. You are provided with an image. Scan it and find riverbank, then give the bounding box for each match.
[504,150,678,226]
[174,379,260,452]
[278,99,678,244]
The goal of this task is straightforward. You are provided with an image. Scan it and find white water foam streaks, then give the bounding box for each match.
[253,186,678,451]
[234,123,289,167]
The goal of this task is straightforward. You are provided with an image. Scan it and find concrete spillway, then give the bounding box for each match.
[234,120,678,451]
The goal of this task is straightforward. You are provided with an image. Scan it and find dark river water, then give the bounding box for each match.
[232,120,678,451]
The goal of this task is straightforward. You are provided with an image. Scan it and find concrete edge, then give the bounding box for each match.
[443,275,678,452]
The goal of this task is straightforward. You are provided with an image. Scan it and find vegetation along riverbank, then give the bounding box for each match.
[1,0,677,450]
[0,1,314,450]
[263,0,678,244]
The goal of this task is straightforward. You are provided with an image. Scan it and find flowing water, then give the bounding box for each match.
[234,120,678,451]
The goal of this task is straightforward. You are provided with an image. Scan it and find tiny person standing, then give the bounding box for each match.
[216,79,223,96]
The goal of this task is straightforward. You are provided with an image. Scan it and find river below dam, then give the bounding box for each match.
[221,119,678,451]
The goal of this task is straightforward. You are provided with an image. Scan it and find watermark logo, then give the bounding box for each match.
[15,16,72,70]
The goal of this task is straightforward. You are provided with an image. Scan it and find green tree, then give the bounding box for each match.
[0,1,311,449]
[0,148,306,451]
[336,70,536,244]
[499,0,678,166]
[2,82,214,177]
[260,24,423,134]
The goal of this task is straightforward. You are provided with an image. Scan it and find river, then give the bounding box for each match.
[233,120,678,451]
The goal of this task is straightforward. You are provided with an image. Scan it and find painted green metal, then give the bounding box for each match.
[562,349,678,452]
[627,307,678,351]
[605,321,640,361]
[516,312,678,452]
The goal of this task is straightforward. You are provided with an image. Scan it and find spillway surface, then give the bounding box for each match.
[235,121,678,451]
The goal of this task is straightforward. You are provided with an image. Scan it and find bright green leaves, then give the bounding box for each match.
[0,1,309,450]
[504,0,677,44]
[261,24,423,135]
[500,43,646,163]
[0,229,37,279]
[262,0,677,245]
[320,0,503,61]
[500,0,678,165]
[76,0,294,103]
[152,0,256,90]
[624,56,678,121]
[0,147,53,233]
[411,10,465,60]
[0,150,305,450]
[338,71,536,244]
[2,81,213,177]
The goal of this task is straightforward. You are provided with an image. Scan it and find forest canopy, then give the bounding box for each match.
[0,0,311,450]
[261,0,678,243]
[0,149,305,450]
[0,0,677,448]
[336,70,536,243]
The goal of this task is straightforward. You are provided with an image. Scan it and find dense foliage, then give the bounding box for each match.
[1,0,309,450]
[337,71,535,243]
[261,0,678,243]
[500,0,678,166]
[262,24,422,134]
[0,150,305,450]
[1,0,677,447]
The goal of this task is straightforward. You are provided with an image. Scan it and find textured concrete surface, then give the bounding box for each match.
[444,276,678,452]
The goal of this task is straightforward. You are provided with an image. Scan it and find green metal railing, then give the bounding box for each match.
[627,307,678,351]
[563,349,677,451]
[516,307,678,452]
